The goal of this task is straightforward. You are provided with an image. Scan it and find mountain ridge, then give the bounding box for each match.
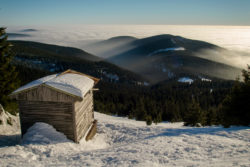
[10,40,147,85]
[86,34,241,82]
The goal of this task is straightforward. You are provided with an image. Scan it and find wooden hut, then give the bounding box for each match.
[10,69,99,143]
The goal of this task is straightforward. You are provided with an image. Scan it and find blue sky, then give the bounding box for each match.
[1,0,250,26]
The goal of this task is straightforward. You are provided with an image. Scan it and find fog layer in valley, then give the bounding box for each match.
[194,49,250,69]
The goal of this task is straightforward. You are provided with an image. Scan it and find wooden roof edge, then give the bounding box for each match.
[9,84,83,101]
[9,85,40,99]
[58,69,100,85]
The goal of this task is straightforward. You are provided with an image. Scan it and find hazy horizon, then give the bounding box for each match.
[7,24,250,52]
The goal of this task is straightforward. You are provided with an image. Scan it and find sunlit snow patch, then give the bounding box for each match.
[148,47,185,56]
[178,77,193,84]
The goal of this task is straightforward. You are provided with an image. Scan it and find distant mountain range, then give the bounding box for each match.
[20,29,38,32]
[9,34,242,85]
[10,40,146,85]
[12,40,101,62]
[7,33,31,38]
[7,29,38,38]
[85,34,241,83]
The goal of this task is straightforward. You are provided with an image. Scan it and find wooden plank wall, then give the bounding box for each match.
[74,91,94,142]
[19,101,75,140]
[14,85,76,102]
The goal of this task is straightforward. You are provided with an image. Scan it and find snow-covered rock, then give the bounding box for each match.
[0,105,20,134]
[0,112,249,166]
[0,105,21,147]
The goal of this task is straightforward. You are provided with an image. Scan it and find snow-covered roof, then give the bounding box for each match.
[11,70,98,99]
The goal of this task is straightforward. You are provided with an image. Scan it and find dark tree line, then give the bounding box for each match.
[218,65,250,127]
[94,79,235,126]
[94,70,249,127]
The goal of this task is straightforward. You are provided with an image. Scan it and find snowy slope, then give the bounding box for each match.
[0,112,250,167]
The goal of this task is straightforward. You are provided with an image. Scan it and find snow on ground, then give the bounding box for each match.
[201,78,212,82]
[178,77,194,84]
[0,112,250,167]
[198,76,212,82]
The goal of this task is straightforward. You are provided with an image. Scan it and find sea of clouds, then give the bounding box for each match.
[7,25,250,68]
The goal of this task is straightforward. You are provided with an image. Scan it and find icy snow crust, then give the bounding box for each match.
[0,112,250,166]
[12,73,94,98]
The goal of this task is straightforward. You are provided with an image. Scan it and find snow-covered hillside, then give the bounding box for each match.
[0,112,249,167]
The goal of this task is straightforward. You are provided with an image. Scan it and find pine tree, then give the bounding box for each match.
[0,27,19,108]
[145,115,152,125]
[220,65,250,127]
[183,99,203,126]
[135,98,146,121]
[205,107,218,126]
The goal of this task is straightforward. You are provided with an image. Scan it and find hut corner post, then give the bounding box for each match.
[85,120,97,141]
[72,101,78,143]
